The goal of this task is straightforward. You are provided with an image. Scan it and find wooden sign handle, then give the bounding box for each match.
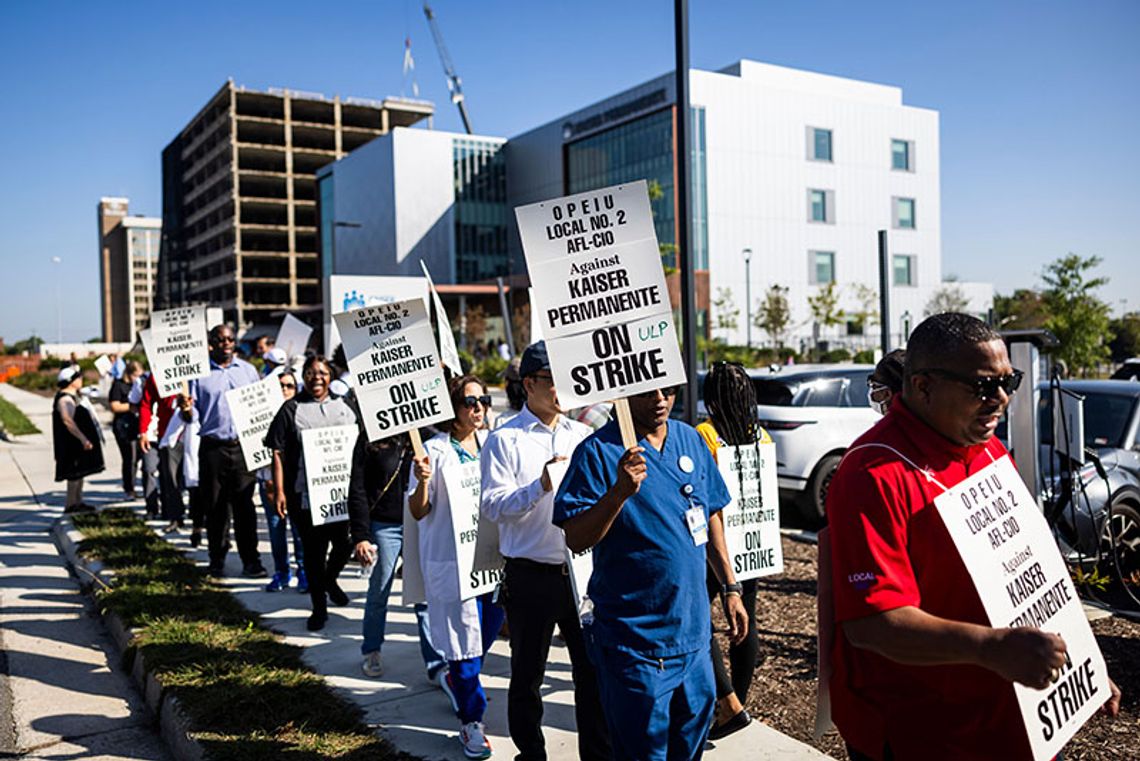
[613,398,638,450]
[408,427,426,460]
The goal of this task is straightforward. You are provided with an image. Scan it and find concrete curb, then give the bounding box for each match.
[52,517,205,761]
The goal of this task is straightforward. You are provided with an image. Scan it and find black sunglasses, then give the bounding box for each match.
[916,368,1023,401]
[462,395,492,409]
[633,386,679,400]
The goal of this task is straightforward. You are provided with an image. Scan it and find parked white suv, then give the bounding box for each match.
[751,365,880,525]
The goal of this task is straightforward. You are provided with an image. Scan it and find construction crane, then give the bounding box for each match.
[422,3,473,135]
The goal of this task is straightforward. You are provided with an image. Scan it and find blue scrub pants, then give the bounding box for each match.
[448,593,506,724]
[585,632,715,761]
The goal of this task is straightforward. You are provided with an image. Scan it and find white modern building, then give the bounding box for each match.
[509,59,991,350]
[316,128,508,286]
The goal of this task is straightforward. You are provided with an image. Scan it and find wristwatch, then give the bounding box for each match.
[722,582,743,597]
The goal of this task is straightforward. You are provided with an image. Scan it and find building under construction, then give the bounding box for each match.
[155,80,433,332]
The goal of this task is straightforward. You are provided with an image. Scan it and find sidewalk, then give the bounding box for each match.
[0,383,170,760]
[0,382,830,760]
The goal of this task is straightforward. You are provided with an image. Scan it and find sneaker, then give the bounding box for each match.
[265,572,289,593]
[459,721,492,759]
[296,569,309,594]
[306,611,327,632]
[438,670,459,715]
[361,651,383,678]
[242,563,269,579]
[189,530,202,549]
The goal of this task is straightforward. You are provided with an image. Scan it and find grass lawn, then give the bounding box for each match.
[0,394,39,435]
[72,509,414,760]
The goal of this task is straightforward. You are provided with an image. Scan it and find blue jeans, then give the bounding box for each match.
[361,521,447,677]
[259,481,304,577]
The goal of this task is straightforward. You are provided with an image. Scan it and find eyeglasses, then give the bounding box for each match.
[279,381,297,390]
[633,386,679,400]
[462,395,492,409]
[915,368,1023,401]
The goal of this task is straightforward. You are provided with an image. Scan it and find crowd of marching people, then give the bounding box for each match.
[47,311,1125,761]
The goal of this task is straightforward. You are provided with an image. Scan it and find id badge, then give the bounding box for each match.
[685,505,708,547]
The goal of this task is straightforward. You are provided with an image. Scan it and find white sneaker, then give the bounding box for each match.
[459,720,492,759]
[361,651,382,678]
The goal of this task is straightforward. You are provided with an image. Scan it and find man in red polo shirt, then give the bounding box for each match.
[827,313,1120,760]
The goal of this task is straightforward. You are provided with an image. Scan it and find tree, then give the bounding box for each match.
[846,283,880,336]
[712,287,739,335]
[1108,313,1140,363]
[807,282,844,337]
[993,288,1048,329]
[463,304,488,349]
[755,284,791,347]
[646,179,678,275]
[1042,254,1112,376]
[924,284,970,317]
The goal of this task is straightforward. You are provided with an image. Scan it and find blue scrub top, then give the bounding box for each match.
[553,418,731,657]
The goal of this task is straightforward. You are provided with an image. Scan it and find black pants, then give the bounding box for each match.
[158,441,186,522]
[198,438,259,568]
[706,568,760,702]
[502,557,611,761]
[289,495,351,616]
[112,429,137,493]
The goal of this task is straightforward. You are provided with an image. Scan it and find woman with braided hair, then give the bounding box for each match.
[696,361,770,740]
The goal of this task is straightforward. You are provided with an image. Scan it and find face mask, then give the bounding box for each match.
[868,386,891,416]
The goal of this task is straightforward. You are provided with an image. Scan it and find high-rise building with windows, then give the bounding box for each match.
[97,198,161,342]
[155,81,433,331]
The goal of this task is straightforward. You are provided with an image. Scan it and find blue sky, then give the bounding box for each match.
[0,0,1136,342]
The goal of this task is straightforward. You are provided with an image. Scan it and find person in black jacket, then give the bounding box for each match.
[108,360,142,498]
[349,431,448,689]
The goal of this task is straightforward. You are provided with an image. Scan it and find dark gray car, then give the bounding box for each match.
[1032,380,1140,588]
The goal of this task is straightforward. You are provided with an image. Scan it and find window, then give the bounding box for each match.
[808,189,834,223]
[808,127,832,161]
[891,139,913,171]
[893,254,916,286]
[809,250,835,285]
[893,197,916,229]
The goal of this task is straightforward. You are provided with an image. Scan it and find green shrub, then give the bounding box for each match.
[472,356,508,387]
[9,371,57,391]
[821,348,853,363]
[853,349,876,364]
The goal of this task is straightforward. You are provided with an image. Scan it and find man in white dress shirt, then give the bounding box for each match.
[480,341,610,761]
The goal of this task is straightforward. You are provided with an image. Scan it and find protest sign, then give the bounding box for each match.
[142,306,210,397]
[275,314,313,360]
[225,375,285,472]
[528,288,543,343]
[934,454,1109,760]
[419,261,462,377]
[333,297,450,445]
[717,441,783,581]
[443,460,503,600]
[324,274,428,351]
[544,458,594,618]
[94,355,112,376]
[515,180,684,411]
[301,424,356,526]
[205,307,224,330]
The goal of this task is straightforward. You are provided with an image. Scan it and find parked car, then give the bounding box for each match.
[1031,380,1140,586]
[1110,358,1140,381]
[679,364,879,525]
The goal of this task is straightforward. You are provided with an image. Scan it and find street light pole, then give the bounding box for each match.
[743,247,752,349]
[51,256,62,344]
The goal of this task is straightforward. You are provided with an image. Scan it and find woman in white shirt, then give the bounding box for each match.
[408,374,502,760]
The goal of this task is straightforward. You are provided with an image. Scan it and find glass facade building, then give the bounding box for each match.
[565,107,708,270]
[453,138,509,282]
